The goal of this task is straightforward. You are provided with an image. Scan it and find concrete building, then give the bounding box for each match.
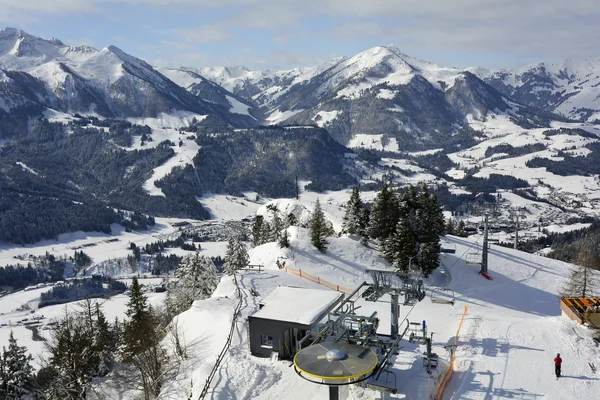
[248,286,344,359]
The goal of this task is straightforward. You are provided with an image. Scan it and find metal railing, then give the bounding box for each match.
[198,273,243,399]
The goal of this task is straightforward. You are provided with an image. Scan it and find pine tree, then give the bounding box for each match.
[419,241,441,278]
[417,188,443,277]
[342,187,363,235]
[278,227,290,248]
[94,304,115,376]
[445,219,456,235]
[259,220,272,245]
[310,199,329,253]
[287,213,298,227]
[428,193,446,237]
[45,311,96,398]
[270,211,284,243]
[123,277,153,360]
[383,217,416,273]
[0,331,34,399]
[457,220,467,237]
[168,253,218,314]
[368,183,400,241]
[252,215,264,246]
[224,236,250,275]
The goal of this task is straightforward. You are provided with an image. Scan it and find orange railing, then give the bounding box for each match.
[435,304,468,400]
[284,266,358,297]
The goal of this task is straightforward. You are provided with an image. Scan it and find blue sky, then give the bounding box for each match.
[1,0,598,71]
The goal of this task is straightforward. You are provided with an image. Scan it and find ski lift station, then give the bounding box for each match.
[247,268,449,399]
[248,286,344,358]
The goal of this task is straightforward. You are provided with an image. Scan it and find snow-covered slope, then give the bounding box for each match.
[195,45,546,151]
[156,66,262,121]
[0,27,259,128]
[480,57,600,122]
[149,228,599,400]
[196,57,345,108]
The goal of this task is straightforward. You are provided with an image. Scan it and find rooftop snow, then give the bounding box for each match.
[251,286,343,325]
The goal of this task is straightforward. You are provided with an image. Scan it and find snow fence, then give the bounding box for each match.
[435,304,468,400]
[284,266,359,299]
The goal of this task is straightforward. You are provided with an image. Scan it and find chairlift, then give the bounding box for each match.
[440,241,456,254]
[430,287,456,305]
[465,252,482,265]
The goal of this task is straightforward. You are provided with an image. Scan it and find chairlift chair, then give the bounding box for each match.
[465,252,482,265]
[440,242,456,254]
[430,287,456,305]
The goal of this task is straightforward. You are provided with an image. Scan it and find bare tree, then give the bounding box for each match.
[561,236,600,298]
[131,344,169,400]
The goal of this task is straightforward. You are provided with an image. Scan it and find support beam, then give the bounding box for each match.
[391,293,399,337]
[329,385,339,400]
[481,213,489,275]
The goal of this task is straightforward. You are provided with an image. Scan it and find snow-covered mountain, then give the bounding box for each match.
[156,66,264,121]
[195,58,345,108]
[0,28,258,132]
[198,45,557,151]
[477,58,600,122]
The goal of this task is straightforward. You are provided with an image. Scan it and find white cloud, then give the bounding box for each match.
[0,0,598,69]
[172,25,234,44]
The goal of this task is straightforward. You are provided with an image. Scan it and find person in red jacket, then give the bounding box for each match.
[554,353,562,378]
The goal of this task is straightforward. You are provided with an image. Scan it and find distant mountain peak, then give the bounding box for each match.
[47,37,64,46]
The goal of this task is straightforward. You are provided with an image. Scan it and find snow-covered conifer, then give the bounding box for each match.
[310,199,329,253]
[0,331,34,398]
[368,183,399,241]
[342,187,364,235]
[224,236,250,275]
[168,253,218,314]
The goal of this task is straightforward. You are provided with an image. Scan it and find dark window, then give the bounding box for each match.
[261,335,273,346]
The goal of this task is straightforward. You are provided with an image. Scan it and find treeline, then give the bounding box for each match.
[341,184,445,277]
[141,237,200,255]
[0,119,210,244]
[38,276,127,308]
[431,184,497,214]
[186,126,357,197]
[526,142,600,176]
[484,143,546,158]
[458,174,530,194]
[514,219,600,264]
[0,255,65,291]
[70,116,152,147]
[0,265,52,291]
[543,127,598,139]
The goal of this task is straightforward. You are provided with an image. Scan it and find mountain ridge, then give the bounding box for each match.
[0,27,260,133]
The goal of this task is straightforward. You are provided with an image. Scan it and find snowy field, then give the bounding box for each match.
[0,286,166,368]
[0,218,196,268]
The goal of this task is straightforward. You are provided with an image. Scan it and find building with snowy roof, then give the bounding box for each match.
[248,286,344,359]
